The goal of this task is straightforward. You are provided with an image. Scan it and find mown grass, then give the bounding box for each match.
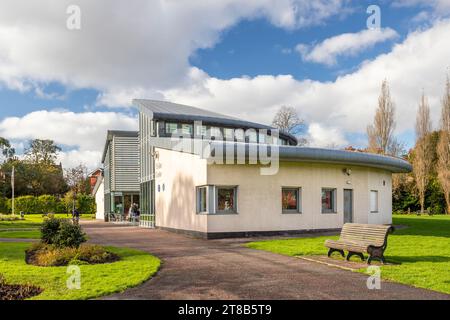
[247,215,450,294]
[0,214,94,239]
[0,230,41,239]
[0,242,160,300]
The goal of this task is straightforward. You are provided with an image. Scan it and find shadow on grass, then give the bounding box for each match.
[394,216,450,238]
[387,255,450,264]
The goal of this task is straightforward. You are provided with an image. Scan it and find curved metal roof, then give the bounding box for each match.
[150,137,412,173]
[133,99,298,145]
[274,145,412,173]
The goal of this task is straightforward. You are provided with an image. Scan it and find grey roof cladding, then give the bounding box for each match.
[149,137,412,173]
[101,130,139,164]
[133,99,298,145]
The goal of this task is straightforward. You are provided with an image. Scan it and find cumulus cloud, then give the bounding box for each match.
[0,110,138,169]
[162,19,450,147]
[0,0,349,106]
[306,123,349,148]
[392,0,450,14]
[296,28,399,66]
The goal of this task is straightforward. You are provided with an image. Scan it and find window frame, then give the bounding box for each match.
[196,186,208,214]
[281,187,302,214]
[370,190,379,213]
[321,188,337,214]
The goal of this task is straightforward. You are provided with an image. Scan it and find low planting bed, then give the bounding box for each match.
[0,274,42,300]
[26,243,120,267]
[0,242,160,300]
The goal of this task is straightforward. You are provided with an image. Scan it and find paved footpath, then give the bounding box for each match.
[81,221,450,300]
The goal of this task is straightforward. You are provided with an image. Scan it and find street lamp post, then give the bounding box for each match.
[11,166,15,216]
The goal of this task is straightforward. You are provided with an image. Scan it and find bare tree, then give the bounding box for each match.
[412,93,433,213]
[367,80,401,156]
[437,76,450,214]
[64,164,88,212]
[272,106,307,145]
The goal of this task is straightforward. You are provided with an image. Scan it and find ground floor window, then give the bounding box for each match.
[217,187,237,213]
[107,192,140,223]
[370,190,379,213]
[197,186,208,213]
[196,185,238,214]
[322,188,337,213]
[282,188,301,213]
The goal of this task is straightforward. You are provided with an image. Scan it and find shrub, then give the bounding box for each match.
[41,216,86,248]
[15,196,39,214]
[63,192,96,215]
[37,195,58,214]
[53,222,86,248]
[0,198,10,214]
[40,217,63,244]
[76,194,96,215]
[26,244,119,267]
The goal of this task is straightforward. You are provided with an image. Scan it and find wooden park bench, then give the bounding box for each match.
[325,223,394,264]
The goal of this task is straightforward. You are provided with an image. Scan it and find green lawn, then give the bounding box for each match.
[0,214,94,239]
[0,242,160,300]
[0,230,41,239]
[247,215,450,294]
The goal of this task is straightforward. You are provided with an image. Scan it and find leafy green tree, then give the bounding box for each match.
[25,139,61,165]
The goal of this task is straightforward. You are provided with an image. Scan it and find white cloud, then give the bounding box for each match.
[162,20,450,148]
[306,123,349,148]
[296,28,399,66]
[0,110,138,169]
[392,0,450,14]
[0,0,349,106]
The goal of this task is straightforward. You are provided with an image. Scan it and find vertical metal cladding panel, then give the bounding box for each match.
[104,146,112,194]
[112,135,140,192]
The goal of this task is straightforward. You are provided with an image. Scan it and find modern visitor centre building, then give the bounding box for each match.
[98,99,412,239]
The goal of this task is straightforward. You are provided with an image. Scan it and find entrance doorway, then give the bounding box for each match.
[344,189,353,223]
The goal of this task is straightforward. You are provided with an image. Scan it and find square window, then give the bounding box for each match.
[210,127,222,139]
[370,190,379,213]
[197,187,207,213]
[217,187,237,213]
[322,188,336,213]
[246,130,258,143]
[165,122,178,135]
[181,124,193,135]
[234,129,244,141]
[196,125,208,137]
[258,133,267,144]
[224,128,234,140]
[282,188,301,213]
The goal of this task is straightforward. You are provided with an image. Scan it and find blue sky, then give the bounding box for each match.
[0,0,449,169]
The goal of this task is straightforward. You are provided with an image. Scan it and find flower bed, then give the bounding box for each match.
[25,243,120,267]
[0,274,42,300]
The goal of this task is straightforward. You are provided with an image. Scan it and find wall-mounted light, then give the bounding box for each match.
[343,168,352,176]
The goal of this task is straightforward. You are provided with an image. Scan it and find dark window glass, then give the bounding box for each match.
[282,188,299,212]
[217,187,236,213]
[197,187,207,213]
[322,188,336,213]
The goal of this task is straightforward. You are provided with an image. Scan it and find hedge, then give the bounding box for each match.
[0,194,96,215]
